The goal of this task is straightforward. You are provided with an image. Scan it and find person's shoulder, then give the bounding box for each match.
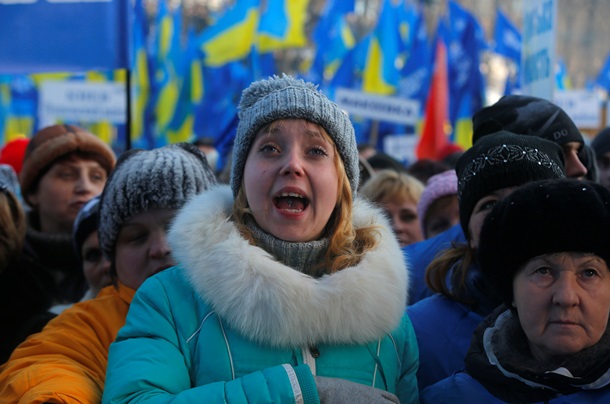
[421,372,498,403]
[405,224,466,255]
[408,294,474,330]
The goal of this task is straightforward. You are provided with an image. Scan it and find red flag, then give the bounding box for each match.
[416,38,450,160]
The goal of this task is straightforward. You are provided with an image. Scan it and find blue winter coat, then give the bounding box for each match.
[103,186,419,403]
[403,224,466,305]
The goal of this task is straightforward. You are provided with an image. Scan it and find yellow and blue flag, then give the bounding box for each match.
[258,0,308,53]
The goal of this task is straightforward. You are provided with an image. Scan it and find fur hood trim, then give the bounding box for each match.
[169,185,408,347]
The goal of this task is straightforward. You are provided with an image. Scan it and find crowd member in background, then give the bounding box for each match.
[192,136,219,173]
[357,143,377,160]
[408,132,566,392]
[0,164,20,198]
[405,94,588,306]
[406,159,450,185]
[592,127,610,188]
[0,143,217,402]
[423,179,610,402]
[0,182,26,275]
[0,136,29,176]
[0,124,116,362]
[417,170,459,240]
[367,151,407,173]
[360,169,425,247]
[103,75,418,403]
[50,196,111,314]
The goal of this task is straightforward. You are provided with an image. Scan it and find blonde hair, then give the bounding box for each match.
[0,188,26,272]
[359,169,424,205]
[232,119,379,275]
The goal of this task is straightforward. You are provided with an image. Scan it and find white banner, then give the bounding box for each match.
[553,90,601,129]
[39,81,127,126]
[521,0,557,100]
[335,88,420,125]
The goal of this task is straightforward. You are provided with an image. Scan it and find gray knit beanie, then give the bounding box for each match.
[99,143,217,260]
[231,74,359,198]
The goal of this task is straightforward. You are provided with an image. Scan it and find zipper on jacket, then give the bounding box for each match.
[302,345,318,375]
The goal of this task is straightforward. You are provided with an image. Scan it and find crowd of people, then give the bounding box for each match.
[0,74,610,403]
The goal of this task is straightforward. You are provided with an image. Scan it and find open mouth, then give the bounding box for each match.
[273,192,310,213]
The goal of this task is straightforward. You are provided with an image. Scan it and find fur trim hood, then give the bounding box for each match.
[169,185,408,348]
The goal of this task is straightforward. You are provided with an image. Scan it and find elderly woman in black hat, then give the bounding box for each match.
[422,178,610,403]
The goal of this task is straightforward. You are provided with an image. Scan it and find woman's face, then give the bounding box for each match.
[513,252,610,365]
[81,230,112,297]
[114,208,177,290]
[380,197,423,247]
[28,154,107,234]
[468,187,515,249]
[243,119,339,242]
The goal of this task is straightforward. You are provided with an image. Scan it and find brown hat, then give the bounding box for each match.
[20,124,116,203]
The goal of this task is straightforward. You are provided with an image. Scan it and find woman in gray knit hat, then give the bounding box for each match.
[104,75,419,403]
[0,143,217,402]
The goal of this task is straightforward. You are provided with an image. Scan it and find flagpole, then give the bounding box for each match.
[125,67,132,152]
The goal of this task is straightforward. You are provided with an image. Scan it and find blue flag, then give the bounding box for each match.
[494,9,521,63]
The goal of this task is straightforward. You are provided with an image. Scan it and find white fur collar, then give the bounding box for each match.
[169,185,409,348]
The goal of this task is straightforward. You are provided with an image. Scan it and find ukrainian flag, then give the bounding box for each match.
[198,0,260,67]
[258,0,308,53]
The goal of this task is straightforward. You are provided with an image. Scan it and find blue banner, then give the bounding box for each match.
[0,0,130,73]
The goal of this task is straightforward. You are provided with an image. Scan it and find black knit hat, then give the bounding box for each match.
[592,127,610,158]
[477,179,610,305]
[472,95,584,146]
[456,131,566,239]
[72,195,100,259]
[99,143,217,260]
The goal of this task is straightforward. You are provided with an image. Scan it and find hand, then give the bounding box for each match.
[315,376,400,403]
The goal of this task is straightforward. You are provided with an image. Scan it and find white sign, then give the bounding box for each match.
[335,88,420,125]
[521,0,557,99]
[553,90,601,129]
[383,134,417,165]
[39,80,126,126]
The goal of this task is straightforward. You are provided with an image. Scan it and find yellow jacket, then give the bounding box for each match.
[0,283,135,403]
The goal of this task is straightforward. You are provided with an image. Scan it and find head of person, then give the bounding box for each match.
[192,136,219,171]
[406,158,450,184]
[472,95,587,179]
[591,127,610,189]
[417,169,459,239]
[99,143,217,290]
[366,151,406,173]
[72,196,111,298]
[478,179,610,365]
[359,169,424,247]
[19,124,116,234]
[0,182,26,273]
[230,74,368,273]
[456,131,567,249]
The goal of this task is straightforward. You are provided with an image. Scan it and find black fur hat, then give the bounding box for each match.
[477,179,610,305]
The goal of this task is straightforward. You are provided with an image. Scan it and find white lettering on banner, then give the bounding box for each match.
[39,81,126,124]
[553,90,601,129]
[335,88,420,125]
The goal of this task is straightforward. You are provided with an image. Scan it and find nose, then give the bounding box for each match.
[149,230,172,259]
[75,173,96,194]
[552,273,579,307]
[565,150,588,179]
[280,150,304,177]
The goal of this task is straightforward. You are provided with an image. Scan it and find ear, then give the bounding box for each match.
[25,191,38,208]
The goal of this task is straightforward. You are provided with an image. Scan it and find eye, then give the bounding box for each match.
[90,171,106,182]
[581,268,600,279]
[399,211,417,223]
[308,145,328,157]
[59,169,76,179]
[258,143,280,153]
[534,266,552,276]
[83,248,102,263]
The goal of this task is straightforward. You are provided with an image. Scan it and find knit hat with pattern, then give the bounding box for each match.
[19,124,116,205]
[98,143,217,260]
[231,74,359,198]
[456,131,566,239]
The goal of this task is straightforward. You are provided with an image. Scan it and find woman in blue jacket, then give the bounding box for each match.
[423,179,610,403]
[407,132,567,391]
[103,75,419,403]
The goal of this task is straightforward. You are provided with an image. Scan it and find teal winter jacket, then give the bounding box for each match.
[103,186,419,403]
